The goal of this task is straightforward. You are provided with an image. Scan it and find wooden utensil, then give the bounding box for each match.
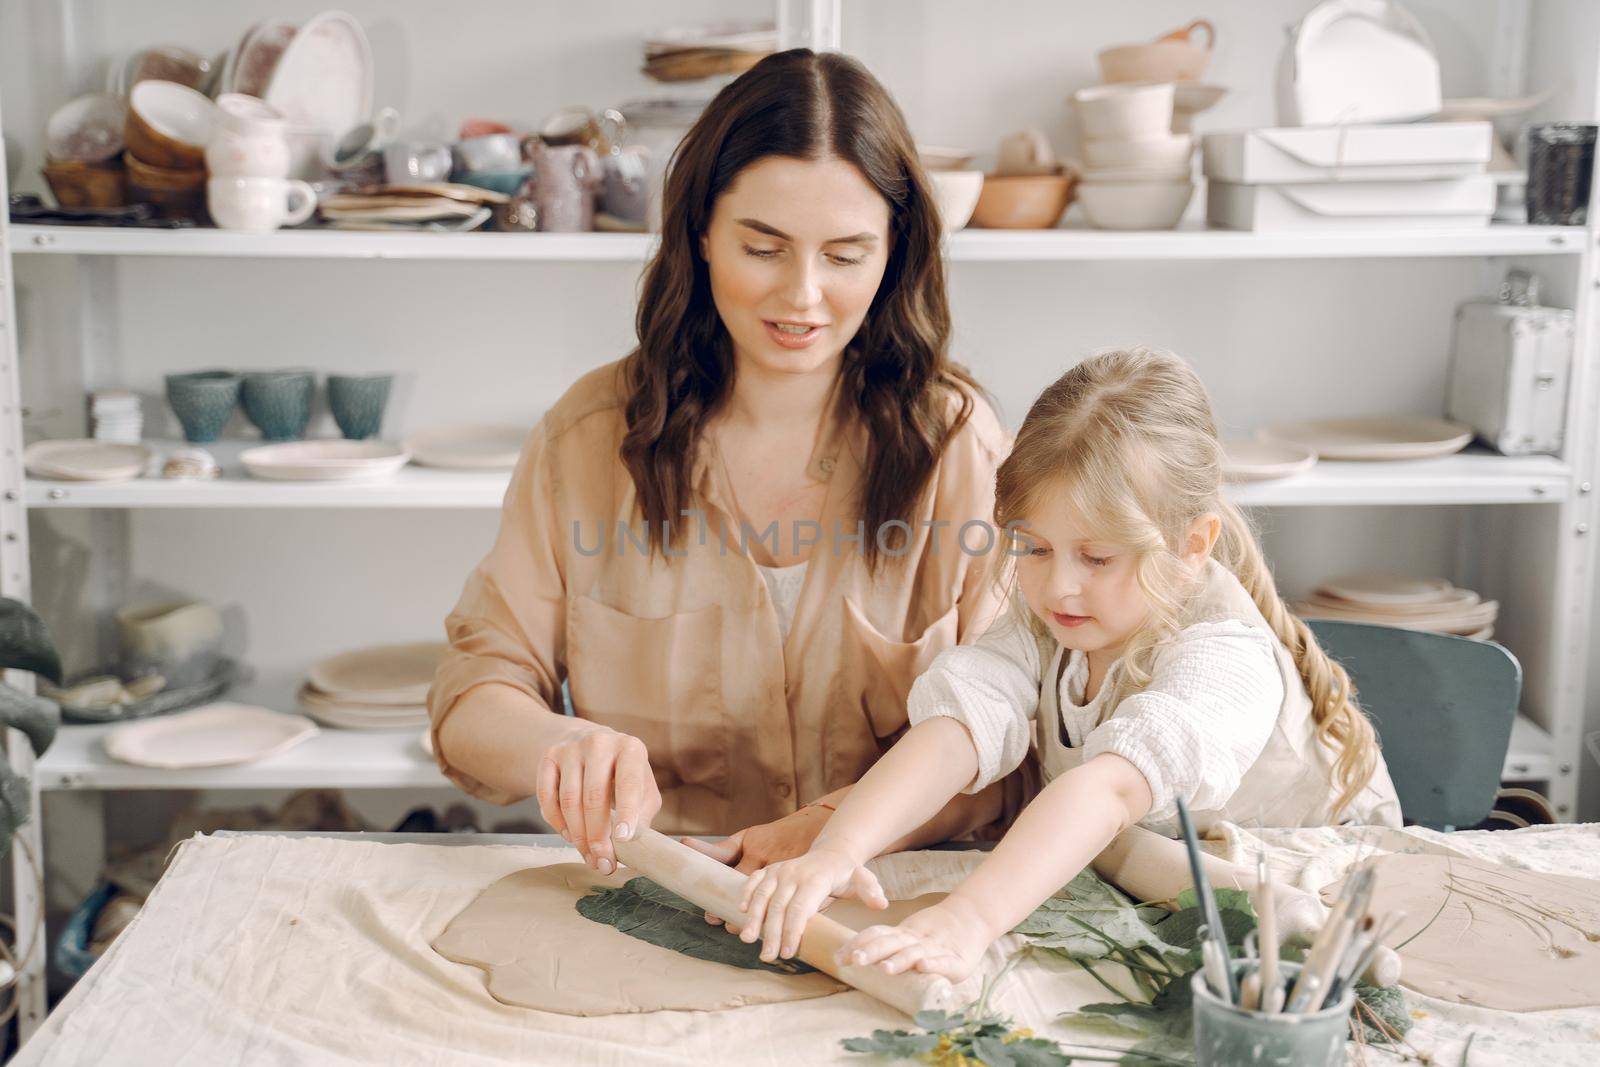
[611,828,959,1018]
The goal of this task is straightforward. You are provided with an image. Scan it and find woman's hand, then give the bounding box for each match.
[838,898,995,982]
[681,803,836,926]
[535,725,661,873]
[736,846,887,962]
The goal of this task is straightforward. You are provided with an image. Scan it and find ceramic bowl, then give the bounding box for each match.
[970,173,1076,229]
[42,159,127,209]
[46,93,127,164]
[1078,161,1192,184]
[1072,83,1175,142]
[1076,178,1195,230]
[456,168,533,197]
[241,370,315,442]
[453,133,523,175]
[917,144,976,171]
[928,170,984,230]
[326,374,393,441]
[1082,132,1193,171]
[110,46,213,97]
[165,370,241,443]
[126,80,215,170]
[1098,39,1211,84]
[125,153,207,219]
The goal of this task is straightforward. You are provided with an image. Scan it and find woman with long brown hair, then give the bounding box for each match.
[428,49,1025,880]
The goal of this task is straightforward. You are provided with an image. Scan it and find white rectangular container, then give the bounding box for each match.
[1207,176,1496,231]
[1202,123,1492,184]
[1448,299,1574,456]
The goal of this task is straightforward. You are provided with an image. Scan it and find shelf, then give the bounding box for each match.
[37,720,447,790]
[35,712,1554,791]
[7,222,1588,262]
[1227,450,1571,507]
[24,444,1571,509]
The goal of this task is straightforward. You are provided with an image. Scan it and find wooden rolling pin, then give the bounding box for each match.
[612,827,960,1018]
[1094,826,1401,988]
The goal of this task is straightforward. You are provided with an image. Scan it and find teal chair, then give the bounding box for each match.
[1305,619,1521,831]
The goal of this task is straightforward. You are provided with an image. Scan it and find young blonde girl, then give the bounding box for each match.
[734,347,1401,978]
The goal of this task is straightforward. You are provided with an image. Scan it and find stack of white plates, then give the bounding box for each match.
[1293,574,1497,640]
[241,440,410,482]
[90,390,143,444]
[297,641,444,729]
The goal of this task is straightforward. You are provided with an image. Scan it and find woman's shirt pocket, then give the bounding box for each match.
[841,598,960,740]
[566,595,729,794]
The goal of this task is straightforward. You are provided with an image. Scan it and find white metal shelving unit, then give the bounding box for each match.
[0,0,1597,1051]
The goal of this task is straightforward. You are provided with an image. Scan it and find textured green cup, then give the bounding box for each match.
[1192,961,1354,1067]
[240,370,315,442]
[327,374,393,440]
[164,370,240,443]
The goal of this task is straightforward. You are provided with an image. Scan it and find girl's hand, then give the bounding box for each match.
[839,898,995,982]
[681,803,837,927]
[534,726,661,873]
[737,846,888,962]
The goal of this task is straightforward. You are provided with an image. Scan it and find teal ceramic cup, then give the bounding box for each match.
[240,369,315,442]
[327,374,393,440]
[164,369,240,443]
[1191,961,1354,1067]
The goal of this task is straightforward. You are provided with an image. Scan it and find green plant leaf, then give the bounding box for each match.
[1014,868,1178,960]
[575,875,818,976]
[0,684,59,758]
[1154,901,1255,955]
[0,599,62,684]
[841,1029,941,1056]
[1355,982,1412,1044]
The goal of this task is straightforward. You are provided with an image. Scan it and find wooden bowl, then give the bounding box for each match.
[125,153,207,219]
[970,173,1076,229]
[125,80,214,170]
[42,159,128,209]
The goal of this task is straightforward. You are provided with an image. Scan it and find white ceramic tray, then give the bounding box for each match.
[403,424,530,470]
[25,440,152,482]
[307,641,444,701]
[1222,440,1318,482]
[241,440,410,481]
[103,703,319,768]
[1259,416,1473,461]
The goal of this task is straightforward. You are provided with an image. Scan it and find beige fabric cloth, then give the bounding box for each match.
[15,827,1600,1066]
[427,361,1011,833]
[1036,561,1402,835]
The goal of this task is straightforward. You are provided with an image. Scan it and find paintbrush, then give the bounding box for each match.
[1175,797,1237,1004]
[1290,865,1372,1011]
[1254,849,1281,1015]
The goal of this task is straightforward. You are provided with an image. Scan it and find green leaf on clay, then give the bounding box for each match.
[1012,867,1178,960]
[575,875,819,976]
[0,598,62,684]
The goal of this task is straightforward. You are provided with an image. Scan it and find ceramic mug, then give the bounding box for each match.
[601,144,652,226]
[116,599,223,690]
[383,140,452,184]
[530,143,602,232]
[208,93,292,178]
[208,176,316,233]
[331,107,400,169]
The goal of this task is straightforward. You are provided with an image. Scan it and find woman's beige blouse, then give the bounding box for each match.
[428,360,1011,834]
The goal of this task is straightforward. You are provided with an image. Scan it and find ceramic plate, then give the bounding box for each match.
[1258,416,1472,461]
[308,641,445,701]
[403,424,529,470]
[1222,440,1318,483]
[231,19,297,98]
[264,10,372,139]
[1316,574,1456,606]
[298,685,427,715]
[241,440,410,481]
[1302,587,1480,616]
[299,700,429,731]
[103,703,318,768]
[25,440,152,482]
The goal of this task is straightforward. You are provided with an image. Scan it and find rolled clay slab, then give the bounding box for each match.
[1322,852,1600,1012]
[432,863,945,1016]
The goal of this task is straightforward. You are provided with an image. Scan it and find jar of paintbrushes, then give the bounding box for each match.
[1176,797,1395,1066]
